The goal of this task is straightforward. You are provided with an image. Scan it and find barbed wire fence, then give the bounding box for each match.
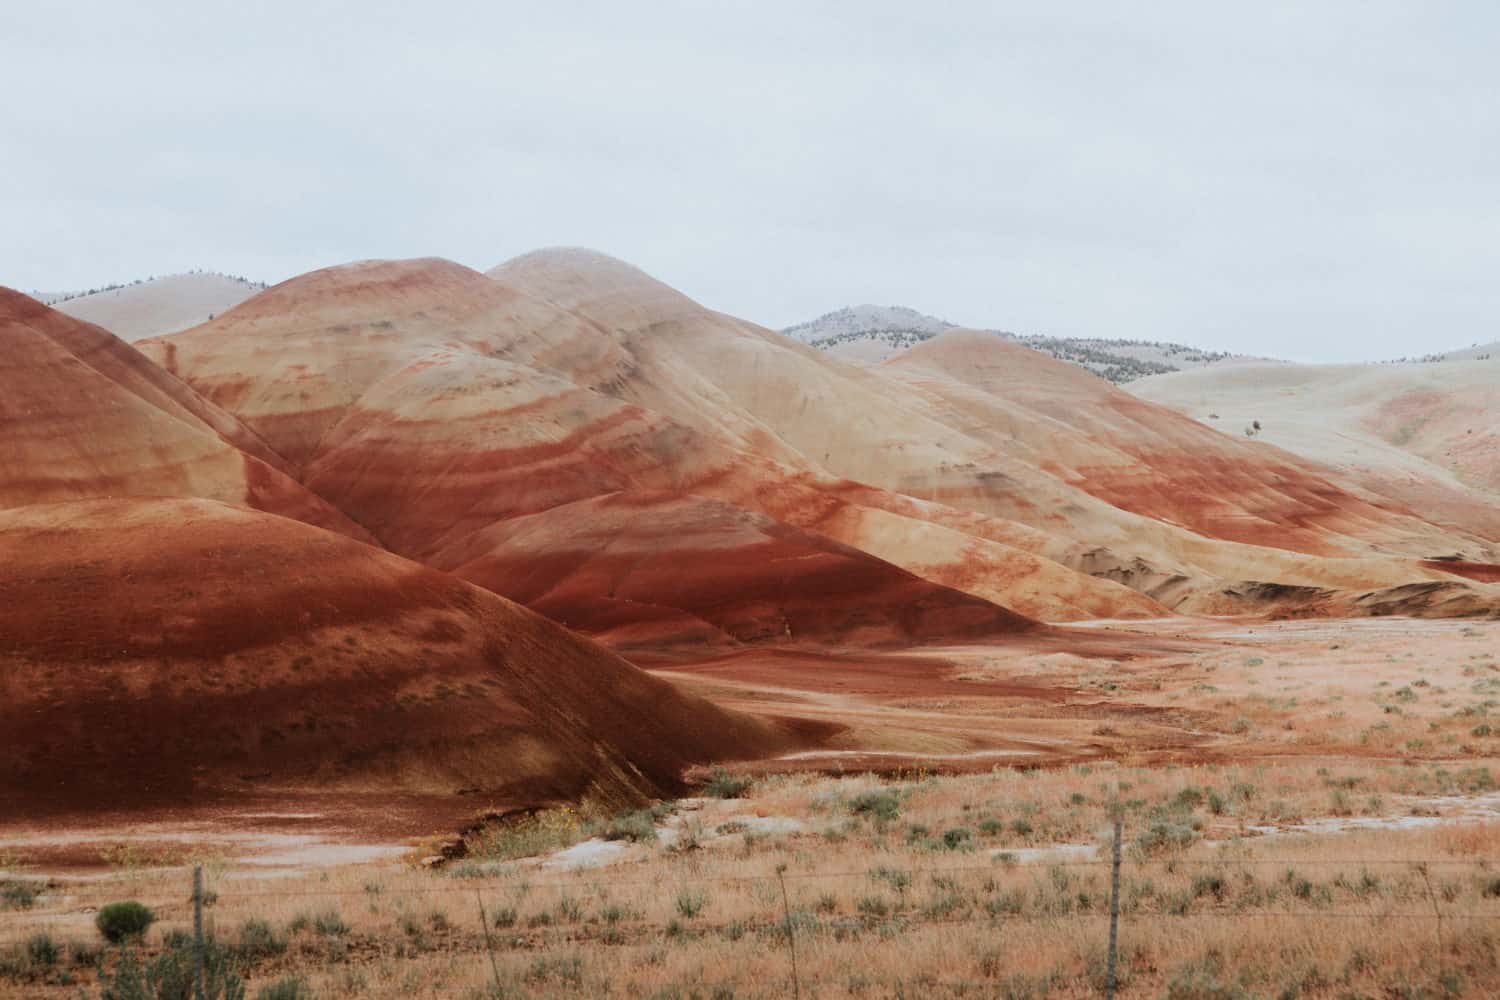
[8,827,1500,997]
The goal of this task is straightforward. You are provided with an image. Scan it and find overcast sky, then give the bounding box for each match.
[5,2,1498,362]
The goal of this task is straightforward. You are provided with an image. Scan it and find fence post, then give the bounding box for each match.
[193,864,206,1000]
[1418,863,1445,987]
[776,865,802,1000]
[476,890,503,991]
[1105,818,1122,1000]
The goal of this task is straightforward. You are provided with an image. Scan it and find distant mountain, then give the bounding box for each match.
[1387,340,1499,363]
[784,304,956,341]
[782,305,1251,382]
[36,271,266,341]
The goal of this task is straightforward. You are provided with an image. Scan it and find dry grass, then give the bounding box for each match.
[6,620,1497,996]
[4,758,1499,998]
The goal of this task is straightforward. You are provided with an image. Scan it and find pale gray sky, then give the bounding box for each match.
[4,2,1498,362]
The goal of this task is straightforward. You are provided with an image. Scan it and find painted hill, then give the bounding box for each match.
[8,252,1500,822]
[1131,356,1500,541]
[0,287,367,541]
[0,289,811,815]
[490,254,1497,615]
[138,250,1500,638]
[0,498,798,813]
[140,257,1064,640]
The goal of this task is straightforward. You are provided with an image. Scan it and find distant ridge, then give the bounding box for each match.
[783,305,1248,382]
[37,271,266,342]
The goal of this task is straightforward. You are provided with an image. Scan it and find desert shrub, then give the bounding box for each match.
[1174,786,1205,809]
[702,769,753,799]
[1285,871,1315,900]
[1191,873,1227,901]
[98,932,245,1000]
[598,808,657,842]
[1457,767,1495,792]
[941,827,973,850]
[235,919,286,961]
[311,909,348,937]
[849,790,901,822]
[96,901,156,943]
[598,903,634,924]
[1134,822,1197,855]
[1,880,37,911]
[470,807,587,861]
[256,978,311,1000]
[26,933,59,968]
[675,889,709,918]
[923,892,967,918]
[1165,952,1251,1000]
[868,866,911,894]
[492,906,518,928]
[985,890,1025,916]
[525,954,583,985]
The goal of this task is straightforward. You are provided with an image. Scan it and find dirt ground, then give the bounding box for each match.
[3,616,1498,997]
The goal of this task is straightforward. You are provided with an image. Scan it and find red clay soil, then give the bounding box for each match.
[0,498,809,819]
[1421,559,1500,584]
[658,647,1071,702]
[452,492,1034,648]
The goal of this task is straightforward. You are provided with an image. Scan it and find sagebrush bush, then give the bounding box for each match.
[598,808,657,842]
[96,932,245,1000]
[256,975,312,1000]
[849,790,900,822]
[25,933,58,968]
[0,880,37,911]
[95,900,156,943]
[702,769,753,799]
[675,889,709,918]
[941,827,973,850]
[288,908,347,938]
[235,918,287,960]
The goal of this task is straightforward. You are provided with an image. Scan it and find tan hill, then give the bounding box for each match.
[1130,357,1500,542]
[0,288,813,817]
[0,498,800,814]
[141,257,1152,633]
[493,252,1498,615]
[140,250,1499,632]
[47,272,263,341]
[0,288,368,541]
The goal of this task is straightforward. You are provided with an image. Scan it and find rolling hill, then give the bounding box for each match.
[0,288,809,814]
[45,272,264,341]
[0,497,798,813]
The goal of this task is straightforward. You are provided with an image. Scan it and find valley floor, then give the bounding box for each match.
[3,617,1498,997]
